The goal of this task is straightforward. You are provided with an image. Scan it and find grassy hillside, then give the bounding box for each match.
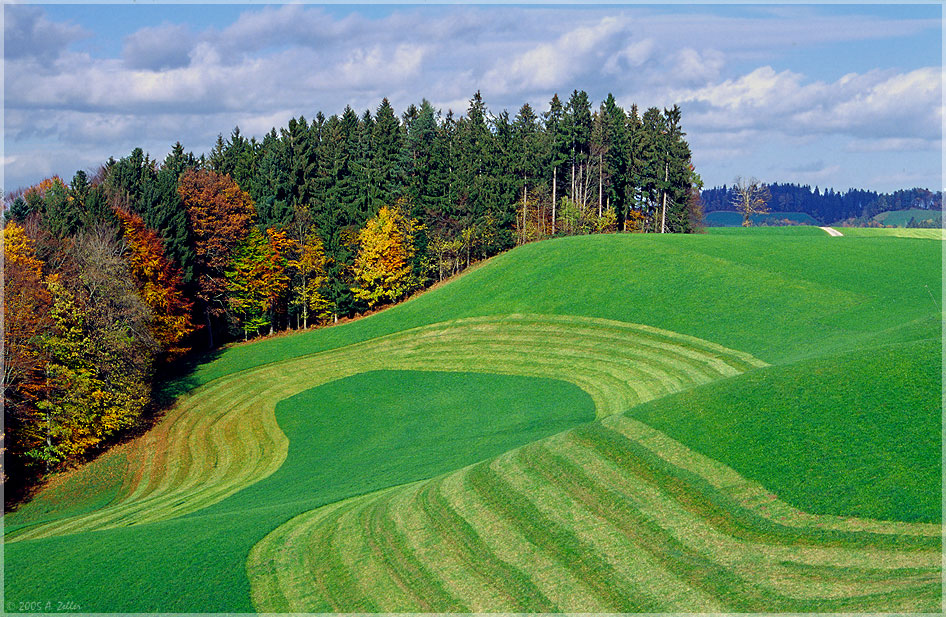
[872,208,941,227]
[840,227,944,239]
[705,210,820,226]
[182,231,940,385]
[5,231,941,612]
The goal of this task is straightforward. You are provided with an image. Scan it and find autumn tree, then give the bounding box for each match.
[731,176,771,226]
[351,202,421,309]
[113,206,195,360]
[178,168,256,347]
[225,227,293,338]
[3,223,53,483]
[290,232,330,328]
[28,226,155,470]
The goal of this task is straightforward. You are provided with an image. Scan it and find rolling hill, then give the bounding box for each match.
[5,228,941,612]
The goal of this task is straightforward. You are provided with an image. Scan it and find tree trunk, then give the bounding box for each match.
[552,166,557,235]
[598,154,603,217]
[571,161,576,203]
[204,304,215,349]
[524,179,528,243]
[661,161,669,233]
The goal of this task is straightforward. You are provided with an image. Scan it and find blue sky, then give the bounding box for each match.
[4,3,942,194]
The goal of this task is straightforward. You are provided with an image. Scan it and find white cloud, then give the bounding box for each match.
[122,23,195,70]
[484,17,626,93]
[676,66,942,141]
[4,5,88,62]
[604,39,656,74]
[3,4,941,193]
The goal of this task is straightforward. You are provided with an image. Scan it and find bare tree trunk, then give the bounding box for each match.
[552,166,557,235]
[524,180,528,243]
[571,161,575,203]
[598,154,603,217]
[661,161,668,233]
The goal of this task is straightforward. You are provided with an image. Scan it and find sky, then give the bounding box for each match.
[3,2,943,194]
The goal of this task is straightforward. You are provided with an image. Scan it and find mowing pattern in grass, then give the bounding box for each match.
[837,227,945,240]
[7,313,764,542]
[248,413,940,613]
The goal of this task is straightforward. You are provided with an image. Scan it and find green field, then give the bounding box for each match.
[872,208,942,227]
[5,230,941,612]
[704,210,820,227]
[840,226,944,240]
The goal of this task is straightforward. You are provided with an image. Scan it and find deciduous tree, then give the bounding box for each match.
[731,176,771,226]
[351,202,420,308]
[178,168,256,347]
[114,206,195,359]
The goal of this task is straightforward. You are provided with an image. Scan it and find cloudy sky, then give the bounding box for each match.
[3,2,942,194]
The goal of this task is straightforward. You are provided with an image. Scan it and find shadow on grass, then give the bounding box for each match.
[4,346,226,513]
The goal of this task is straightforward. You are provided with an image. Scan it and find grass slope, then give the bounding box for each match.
[6,231,941,612]
[628,337,941,522]
[7,314,760,610]
[840,227,945,239]
[185,231,941,385]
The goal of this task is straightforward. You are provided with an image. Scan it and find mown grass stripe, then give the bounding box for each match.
[603,414,941,538]
[362,491,466,611]
[547,428,938,602]
[526,436,939,611]
[465,458,662,612]
[415,477,559,612]
[8,313,768,543]
[572,423,939,552]
[434,467,612,612]
[524,438,783,610]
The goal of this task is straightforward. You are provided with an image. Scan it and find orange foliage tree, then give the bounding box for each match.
[113,207,196,360]
[178,168,256,347]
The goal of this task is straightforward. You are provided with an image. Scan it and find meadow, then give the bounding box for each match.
[5,228,941,612]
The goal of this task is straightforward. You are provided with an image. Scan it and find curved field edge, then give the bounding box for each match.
[248,411,940,613]
[7,313,763,540]
[627,337,941,523]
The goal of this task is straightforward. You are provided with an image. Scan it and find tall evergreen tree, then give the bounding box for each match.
[543,93,569,233]
[370,98,403,209]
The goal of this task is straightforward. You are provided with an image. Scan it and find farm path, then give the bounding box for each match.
[819,226,844,236]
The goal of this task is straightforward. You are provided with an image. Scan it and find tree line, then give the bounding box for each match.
[3,90,702,496]
[701,183,942,225]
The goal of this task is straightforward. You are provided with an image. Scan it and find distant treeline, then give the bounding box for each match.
[3,90,702,496]
[701,184,942,225]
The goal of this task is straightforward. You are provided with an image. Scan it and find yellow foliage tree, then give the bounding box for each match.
[289,233,330,328]
[351,203,420,309]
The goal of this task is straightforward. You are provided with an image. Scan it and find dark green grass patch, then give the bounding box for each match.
[213,370,594,515]
[627,338,941,523]
[4,371,593,612]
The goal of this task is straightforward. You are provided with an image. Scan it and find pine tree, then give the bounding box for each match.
[371,98,403,209]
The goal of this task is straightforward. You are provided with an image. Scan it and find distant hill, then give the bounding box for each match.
[872,208,942,227]
[704,210,819,227]
[701,183,942,225]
